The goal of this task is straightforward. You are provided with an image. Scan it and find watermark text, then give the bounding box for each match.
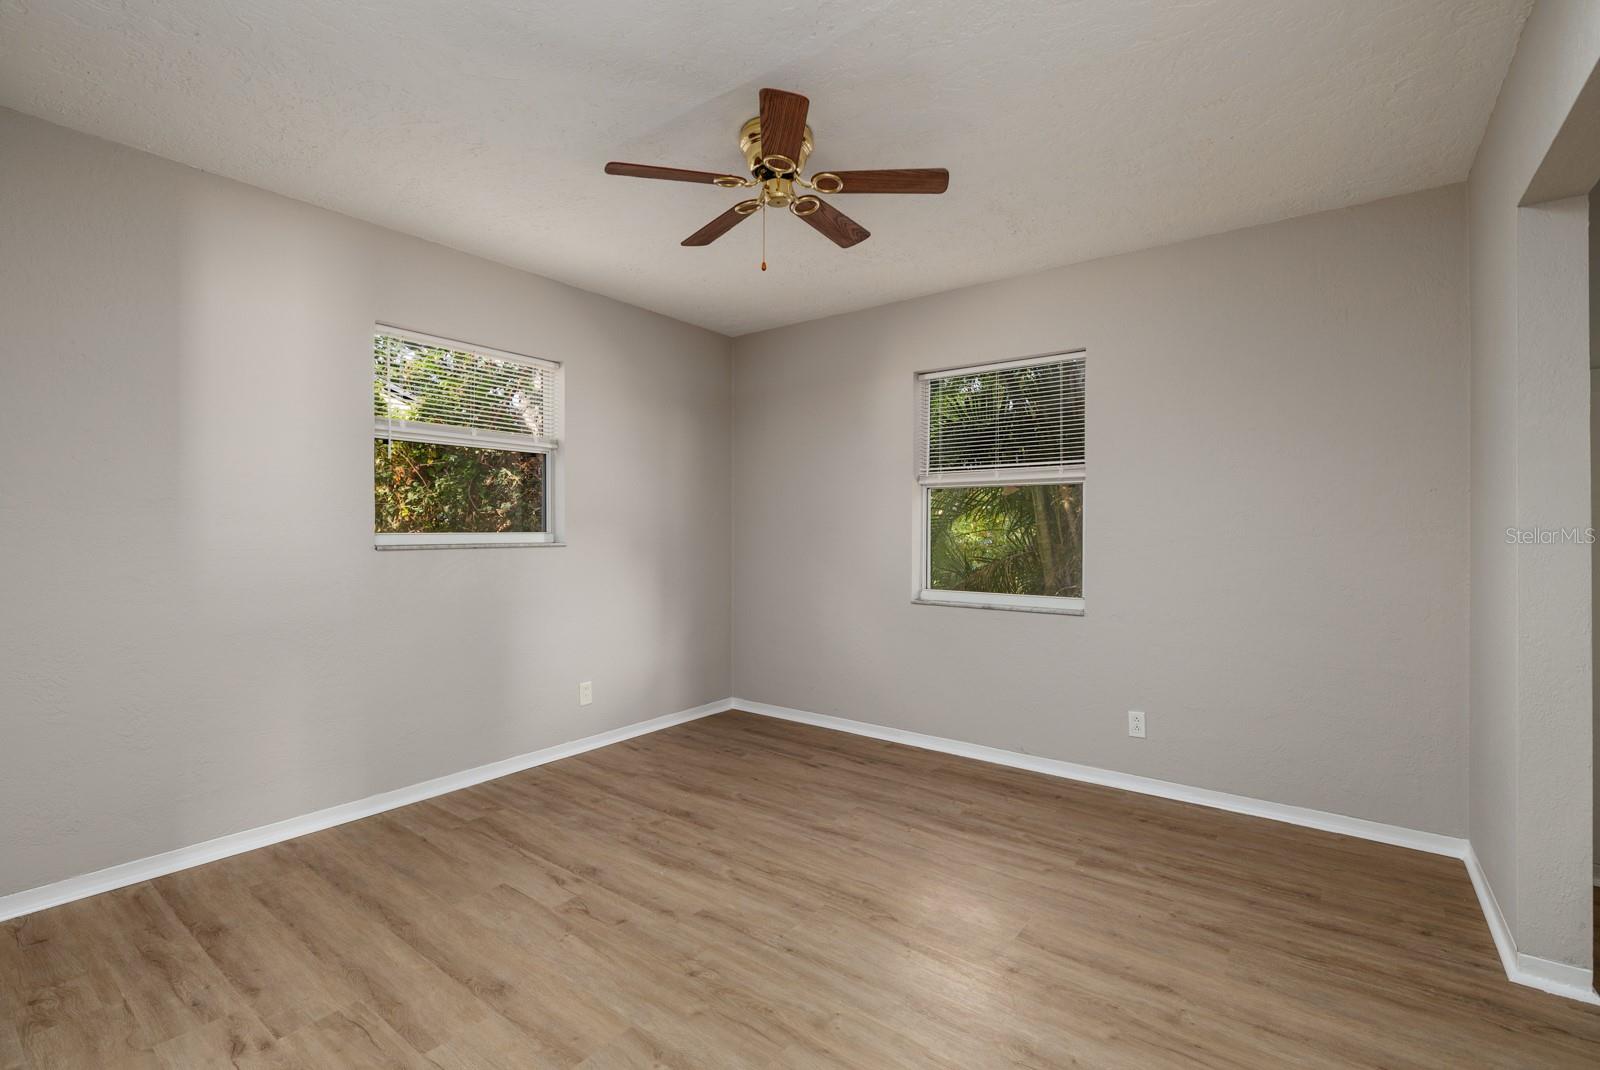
[1504,526,1596,545]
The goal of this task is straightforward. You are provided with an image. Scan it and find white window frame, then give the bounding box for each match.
[912,350,1085,616]
[373,324,564,550]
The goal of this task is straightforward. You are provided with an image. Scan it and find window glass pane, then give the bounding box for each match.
[374,440,546,534]
[928,483,1082,598]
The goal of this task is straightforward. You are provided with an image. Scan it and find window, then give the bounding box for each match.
[916,352,1085,613]
[373,326,563,548]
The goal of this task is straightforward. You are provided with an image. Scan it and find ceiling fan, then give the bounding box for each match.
[605,88,949,267]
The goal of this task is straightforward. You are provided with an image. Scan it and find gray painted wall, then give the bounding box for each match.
[1467,0,1600,969]
[0,110,734,897]
[732,186,1471,835]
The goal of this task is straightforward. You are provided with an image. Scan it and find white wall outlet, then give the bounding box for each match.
[579,681,593,706]
[1128,710,1146,738]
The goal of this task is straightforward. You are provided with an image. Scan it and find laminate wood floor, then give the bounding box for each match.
[4,711,1599,1068]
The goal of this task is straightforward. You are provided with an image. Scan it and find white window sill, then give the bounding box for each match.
[375,533,563,551]
[914,591,1085,616]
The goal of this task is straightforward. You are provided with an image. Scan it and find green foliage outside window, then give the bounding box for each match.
[374,441,545,533]
[929,483,1082,598]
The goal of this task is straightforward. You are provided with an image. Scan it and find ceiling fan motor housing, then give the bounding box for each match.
[739,116,814,181]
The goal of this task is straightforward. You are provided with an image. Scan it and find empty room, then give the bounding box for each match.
[3,1,1600,1066]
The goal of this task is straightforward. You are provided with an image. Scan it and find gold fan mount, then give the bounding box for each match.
[715,117,843,209]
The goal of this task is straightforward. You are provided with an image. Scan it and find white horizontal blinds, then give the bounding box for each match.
[373,329,561,451]
[919,354,1084,483]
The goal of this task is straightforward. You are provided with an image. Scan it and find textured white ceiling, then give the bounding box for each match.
[1,0,1530,336]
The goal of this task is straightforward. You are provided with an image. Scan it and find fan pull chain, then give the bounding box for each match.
[761,203,767,271]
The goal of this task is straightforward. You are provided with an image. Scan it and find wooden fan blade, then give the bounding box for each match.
[682,203,757,246]
[827,168,949,194]
[605,162,739,184]
[758,89,809,170]
[797,198,870,249]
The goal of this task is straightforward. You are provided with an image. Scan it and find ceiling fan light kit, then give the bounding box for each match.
[604,88,949,266]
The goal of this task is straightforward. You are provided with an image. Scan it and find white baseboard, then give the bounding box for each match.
[733,698,1600,1006]
[733,699,1467,857]
[1462,844,1520,989]
[0,698,734,923]
[1464,846,1600,1004]
[1514,954,1600,1004]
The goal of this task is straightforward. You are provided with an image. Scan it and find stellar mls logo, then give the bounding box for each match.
[1504,526,1596,545]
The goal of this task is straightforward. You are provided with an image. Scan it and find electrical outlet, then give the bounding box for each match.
[1128,710,1146,738]
[579,681,593,706]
